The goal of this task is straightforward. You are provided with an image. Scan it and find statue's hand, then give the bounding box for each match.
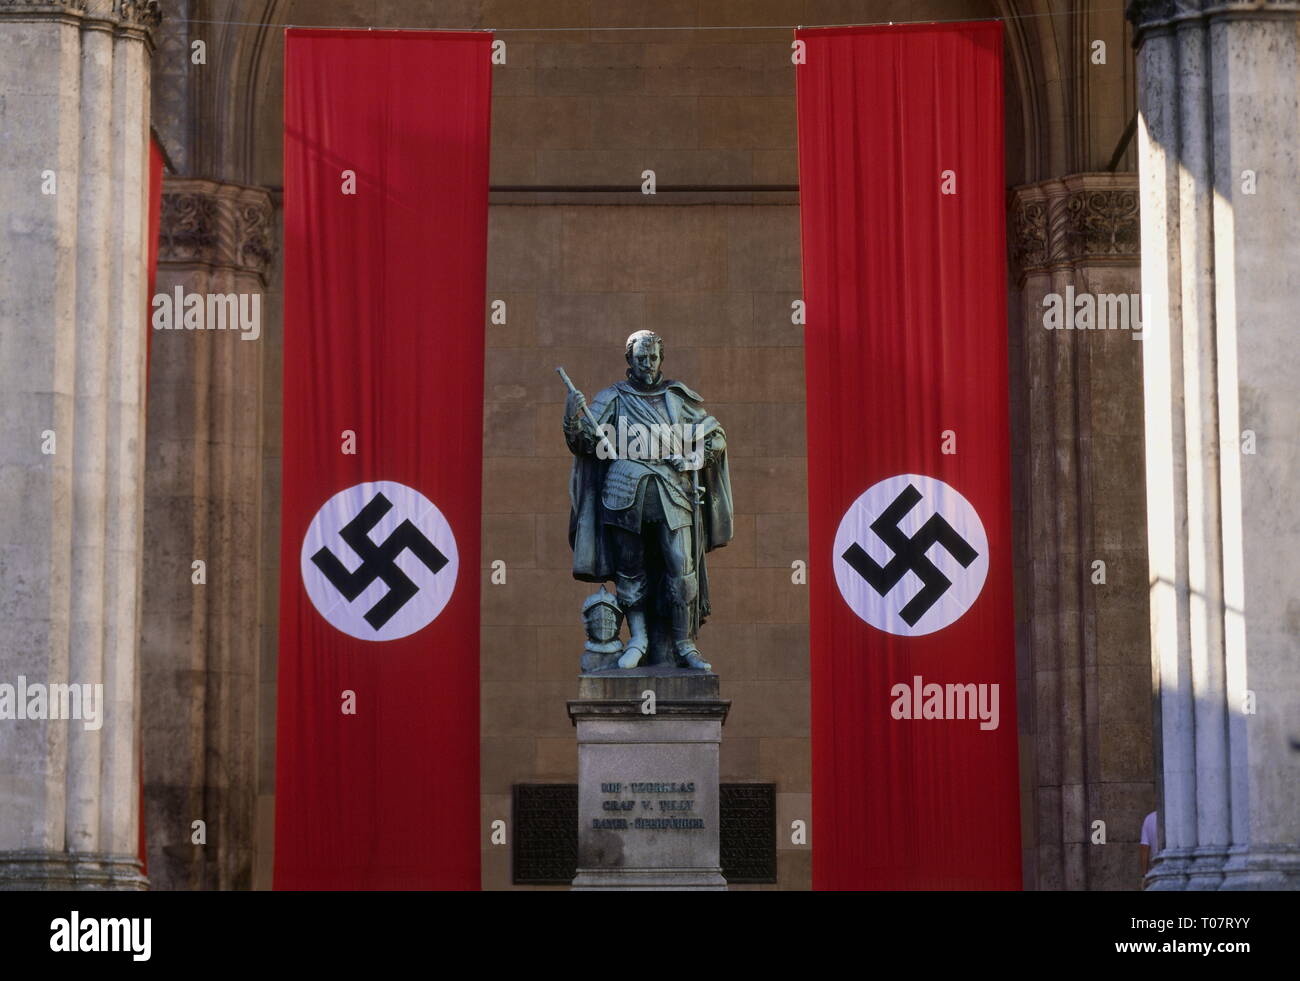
[703,431,725,466]
[669,451,704,472]
[563,394,595,442]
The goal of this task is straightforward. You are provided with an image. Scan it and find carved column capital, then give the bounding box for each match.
[0,0,89,15]
[1126,0,1300,46]
[159,178,276,283]
[0,0,162,47]
[114,0,162,29]
[1008,173,1140,282]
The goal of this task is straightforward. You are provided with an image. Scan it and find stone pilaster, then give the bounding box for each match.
[1128,0,1300,889]
[1008,174,1153,890]
[140,177,274,889]
[0,0,160,889]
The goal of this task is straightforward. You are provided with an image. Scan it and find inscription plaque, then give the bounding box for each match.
[512,784,578,885]
[720,783,778,884]
[513,782,777,885]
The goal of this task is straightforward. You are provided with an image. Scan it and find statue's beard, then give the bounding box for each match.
[627,366,661,388]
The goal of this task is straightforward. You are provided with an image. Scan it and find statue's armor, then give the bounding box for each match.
[595,389,697,613]
[600,391,694,534]
[564,363,733,669]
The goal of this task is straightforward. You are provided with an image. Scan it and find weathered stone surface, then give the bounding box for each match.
[0,853,148,891]
[0,4,154,889]
[575,664,724,703]
[1008,174,1153,891]
[569,668,729,889]
[140,177,274,890]
[1131,0,1300,890]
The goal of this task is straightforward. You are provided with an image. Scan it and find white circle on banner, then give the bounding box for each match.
[832,473,988,637]
[300,480,458,642]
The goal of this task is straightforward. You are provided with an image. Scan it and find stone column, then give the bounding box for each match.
[140,178,274,889]
[1128,0,1300,889]
[0,0,159,889]
[1009,174,1152,890]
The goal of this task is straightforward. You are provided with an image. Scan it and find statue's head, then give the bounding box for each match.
[624,330,664,387]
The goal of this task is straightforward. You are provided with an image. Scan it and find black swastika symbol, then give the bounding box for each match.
[841,483,979,627]
[311,492,449,631]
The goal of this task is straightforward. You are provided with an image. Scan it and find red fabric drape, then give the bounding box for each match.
[796,22,1021,889]
[277,29,492,889]
[140,133,163,875]
[146,135,163,379]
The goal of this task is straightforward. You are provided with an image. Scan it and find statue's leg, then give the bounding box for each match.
[660,522,710,671]
[611,526,649,669]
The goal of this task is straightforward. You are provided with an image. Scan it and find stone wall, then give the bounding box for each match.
[479,202,810,889]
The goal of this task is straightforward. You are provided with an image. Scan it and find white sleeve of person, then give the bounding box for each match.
[1140,811,1159,851]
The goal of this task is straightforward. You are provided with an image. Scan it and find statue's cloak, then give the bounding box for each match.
[568,379,733,621]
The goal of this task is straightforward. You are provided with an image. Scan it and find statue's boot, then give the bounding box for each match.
[668,597,711,670]
[674,639,711,672]
[618,610,648,669]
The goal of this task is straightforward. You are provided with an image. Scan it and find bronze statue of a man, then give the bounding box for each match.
[563,331,733,671]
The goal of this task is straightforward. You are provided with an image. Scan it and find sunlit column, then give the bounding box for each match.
[1130,0,1300,890]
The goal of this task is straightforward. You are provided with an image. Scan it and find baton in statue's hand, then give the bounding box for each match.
[556,366,618,460]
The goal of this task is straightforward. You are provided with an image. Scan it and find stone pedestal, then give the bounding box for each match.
[567,666,730,890]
